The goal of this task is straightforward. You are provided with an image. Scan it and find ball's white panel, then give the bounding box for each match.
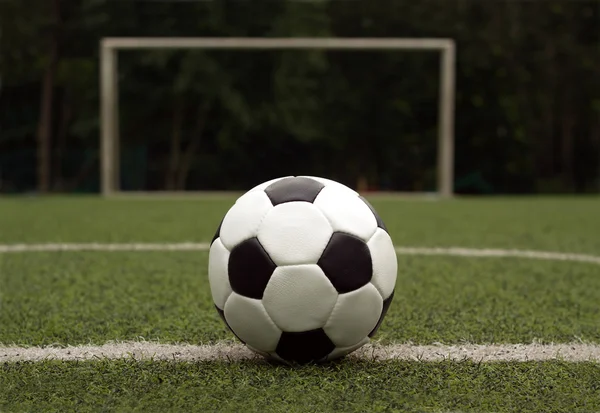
[368,228,398,299]
[248,176,292,193]
[324,283,383,347]
[219,190,273,251]
[245,347,292,365]
[257,202,332,266]
[300,176,358,196]
[208,238,232,309]
[313,186,377,241]
[326,337,370,361]
[265,351,288,364]
[246,344,271,359]
[224,293,282,352]
[262,265,338,332]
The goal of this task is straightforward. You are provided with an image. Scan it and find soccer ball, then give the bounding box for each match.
[208,176,397,363]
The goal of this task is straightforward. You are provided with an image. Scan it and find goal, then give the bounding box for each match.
[100,37,456,197]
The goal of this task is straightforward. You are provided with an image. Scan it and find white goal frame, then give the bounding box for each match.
[100,37,456,197]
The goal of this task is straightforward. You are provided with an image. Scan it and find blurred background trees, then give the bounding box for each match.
[1,0,598,194]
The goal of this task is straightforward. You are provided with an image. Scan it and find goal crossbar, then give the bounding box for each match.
[100,37,456,197]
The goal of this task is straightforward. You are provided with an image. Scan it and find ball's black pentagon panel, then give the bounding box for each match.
[275,329,336,364]
[368,290,395,338]
[358,196,387,232]
[210,218,224,246]
[215,305,246,344]
[228,237,276,299]
[317,232,373,293]
[264,176,325,206]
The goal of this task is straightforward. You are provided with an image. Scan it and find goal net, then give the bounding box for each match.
[100,37,456,197]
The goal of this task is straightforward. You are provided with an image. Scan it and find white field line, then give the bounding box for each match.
[0,242,599,265]
[2,341,600,363]
[1,244,598,363]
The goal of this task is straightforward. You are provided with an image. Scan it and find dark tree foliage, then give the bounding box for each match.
[0,0,598,194]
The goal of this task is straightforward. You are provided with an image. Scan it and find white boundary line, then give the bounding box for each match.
[2,244,599,363]
[2,341,600,363]
[0,243,599,265]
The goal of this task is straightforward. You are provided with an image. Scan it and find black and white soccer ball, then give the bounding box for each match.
[208,176,397,364]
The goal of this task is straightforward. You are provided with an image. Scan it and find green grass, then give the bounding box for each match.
[0,196,599,253]
[1,196,600,412]
[1,252,599,346]
[2,359,600,412]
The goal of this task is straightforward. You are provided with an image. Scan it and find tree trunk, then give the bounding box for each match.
[166,95,185,190]
[595,117,600,192]
[506,0,521,40]
[176,101,212,190]
[36,0,61,193]
[53,90,72,191]
[37,46,57,193]
[561,101,575,192]
[533,39,557,185]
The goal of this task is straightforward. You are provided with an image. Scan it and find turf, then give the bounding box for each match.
[0,196,599,253]
[2,359,600,412]
[1,196,600,412]
[1,252,599,346]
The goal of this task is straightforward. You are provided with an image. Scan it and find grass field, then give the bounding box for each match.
[1,195,599,412]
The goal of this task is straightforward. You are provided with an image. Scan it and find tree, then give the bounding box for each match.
[0,0,597,193]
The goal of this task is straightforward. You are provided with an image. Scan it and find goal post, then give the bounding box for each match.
[100,37,456,197]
